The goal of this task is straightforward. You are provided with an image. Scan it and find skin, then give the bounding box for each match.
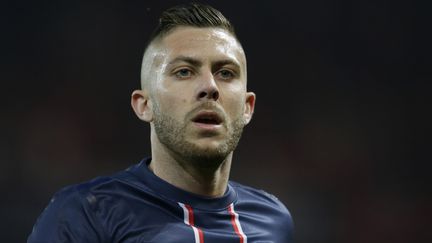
[131,26,255,197]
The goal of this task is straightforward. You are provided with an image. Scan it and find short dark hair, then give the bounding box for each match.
[148,3,237,45]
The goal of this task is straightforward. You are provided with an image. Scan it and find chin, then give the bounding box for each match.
[181,141,231,165]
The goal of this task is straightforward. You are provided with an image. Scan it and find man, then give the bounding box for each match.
[28,3,293,242]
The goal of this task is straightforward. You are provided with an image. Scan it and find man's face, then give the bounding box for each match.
[140,26,255,163]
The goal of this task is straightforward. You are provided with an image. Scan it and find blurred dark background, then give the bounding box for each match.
[1,0,430,242]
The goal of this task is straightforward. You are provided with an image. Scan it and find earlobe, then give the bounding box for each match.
[131,90,153,122]
[243,92,256,125]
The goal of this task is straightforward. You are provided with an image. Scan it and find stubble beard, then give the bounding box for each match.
[153,103,245,168]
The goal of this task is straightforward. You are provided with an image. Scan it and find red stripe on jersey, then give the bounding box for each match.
[228,204,247,243]
[179,203,205,243]
[198,227,204,243]
[185,204,195,226]
[185,204,204,243]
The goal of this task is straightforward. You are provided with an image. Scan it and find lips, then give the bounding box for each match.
[192,111,223,125]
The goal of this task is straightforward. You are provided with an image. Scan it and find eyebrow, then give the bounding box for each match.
[213,60,241,71]
[167,56,241,71]
[168,56,202,67]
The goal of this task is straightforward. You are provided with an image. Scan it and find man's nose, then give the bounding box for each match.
[196,72,219,101]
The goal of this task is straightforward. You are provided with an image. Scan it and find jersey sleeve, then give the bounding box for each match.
[27,187,106,243]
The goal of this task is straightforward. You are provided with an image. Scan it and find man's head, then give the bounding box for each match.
[131,3,255,166]
[140,3,239,91]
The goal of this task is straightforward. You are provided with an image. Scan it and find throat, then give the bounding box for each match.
[149,153,233,197]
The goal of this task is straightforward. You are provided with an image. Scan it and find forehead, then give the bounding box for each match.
[153,26,246,67]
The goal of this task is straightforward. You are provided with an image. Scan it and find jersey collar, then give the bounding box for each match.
[130,157,237,211]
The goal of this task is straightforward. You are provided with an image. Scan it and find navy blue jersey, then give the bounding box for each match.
[28,158,293,242]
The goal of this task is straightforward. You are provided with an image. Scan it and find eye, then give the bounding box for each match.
[174,68,193,79]
[216,69,235,80]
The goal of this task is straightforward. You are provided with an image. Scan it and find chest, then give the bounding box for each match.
[103,201,283,243]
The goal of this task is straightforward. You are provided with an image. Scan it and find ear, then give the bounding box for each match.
[243,92,256,125]
[131,89,153,122]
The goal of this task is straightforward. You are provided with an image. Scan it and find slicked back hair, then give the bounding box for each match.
[147,3,238,47]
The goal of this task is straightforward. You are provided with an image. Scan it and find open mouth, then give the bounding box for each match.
[192,112,223,125]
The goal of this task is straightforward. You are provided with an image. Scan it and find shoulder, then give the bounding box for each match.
[28,170,137,242]
[230,181,290,212]
[44,167,143,215]
[229,181,294,231]
[45,173,122,210]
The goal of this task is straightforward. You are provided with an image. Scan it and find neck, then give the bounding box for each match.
[149,134,233,197]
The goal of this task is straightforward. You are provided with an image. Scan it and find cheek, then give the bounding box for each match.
[155,76,193,105]
[220,85,246,117]
[153,90,189,119]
